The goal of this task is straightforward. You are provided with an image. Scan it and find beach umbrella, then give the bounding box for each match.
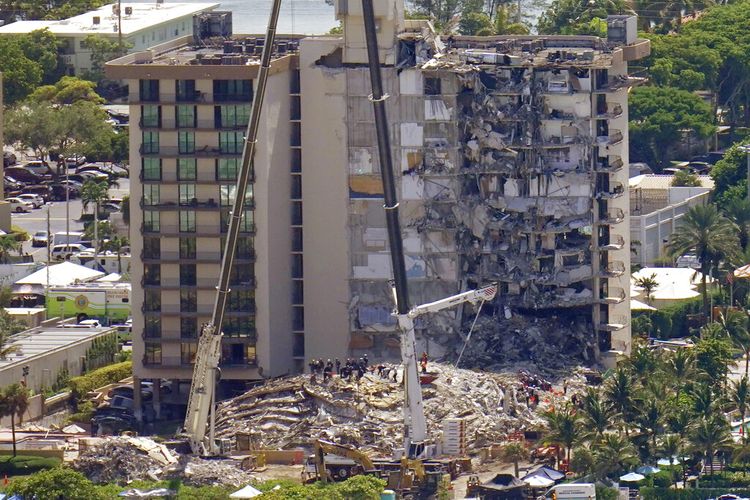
[636,465,660,475]
[619,472,645,482]
[523,475,555,488]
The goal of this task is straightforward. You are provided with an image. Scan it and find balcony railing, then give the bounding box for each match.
[597,102,623,118]
[130,92,252,104]
[596,182,625,200]
[595,156,624,173]
[140,119,248,130]
[140,250,254,262]
[139,145,242,157]
[160,303,214,314]
[142,277,255,288]
[140,199,236,210]
[597,315,629,331]
[600,261,626,278]
[599,287,626,304]
[599,234,625,251]
[600,208,625,225]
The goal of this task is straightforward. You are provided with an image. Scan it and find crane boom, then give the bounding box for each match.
[182,0,283,456]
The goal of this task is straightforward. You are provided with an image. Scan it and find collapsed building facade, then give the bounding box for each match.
[108,0,649,418]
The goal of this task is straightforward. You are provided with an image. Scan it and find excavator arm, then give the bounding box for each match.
[314,439,377,482]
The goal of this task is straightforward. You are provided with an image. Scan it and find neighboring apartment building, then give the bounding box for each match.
[108,1,649,417]
[630,174,713,266]
[0,2,223,76]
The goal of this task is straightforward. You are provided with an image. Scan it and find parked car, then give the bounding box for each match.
[4,175,23,192]
[687,161,711,174]
[6,197,32,213]
[3,152,17,167]
[51,243,90,260]
[76,170,109,182]
[49,181,81,201]
[21,185,52,203]
[31,231,49,247]
[23,160,53,179]
[17,193,44,208]
[64,155,86,168]
[100,202,121,215]
[4,167,44,184]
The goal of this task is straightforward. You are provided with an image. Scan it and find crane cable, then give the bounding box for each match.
[454,299,487,369]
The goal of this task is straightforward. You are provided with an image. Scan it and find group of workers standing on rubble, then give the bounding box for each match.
[308,355,370,382]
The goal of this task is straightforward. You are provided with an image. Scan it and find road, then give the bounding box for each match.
[11,178,129,261]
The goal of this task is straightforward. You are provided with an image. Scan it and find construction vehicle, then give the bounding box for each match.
[180,0,283,457]
[303,440,379,482]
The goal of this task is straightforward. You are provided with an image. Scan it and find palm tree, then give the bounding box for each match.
[725,198,750,251]
[580,388,616,443]
[665,348,695,397]
[689,416,733,475]
[667,406,692,438]
[692,382,718,420]
[666,204,739,314]
[717,308,750,375]
[730,376,750,441]
[658,434,684,486]
[502,442,528,477]
[636,396,665,453]
[81,179,109,254]
[592,433,639,479]
[0,236,20,264]
[542,406,581,464]
[104,235,129,273]
[0,383,29,457]
[605,367,636,436]
[635,273,659,304]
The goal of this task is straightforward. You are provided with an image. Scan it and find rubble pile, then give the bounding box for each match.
[73,437,173,484]
[214,362,585,455]
[181,457,256,487]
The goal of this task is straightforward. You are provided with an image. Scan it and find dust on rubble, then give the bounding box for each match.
[214,362,594,456]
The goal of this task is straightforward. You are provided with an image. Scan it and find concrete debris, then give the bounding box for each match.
[181,457,257,488]
[214,362,590,456]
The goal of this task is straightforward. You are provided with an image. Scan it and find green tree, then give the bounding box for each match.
[16,28,63,84]
[29,75,103,105]
[605,367,636,436]
[694,337,733,386]
[335,474,386,499]
[570,446,595,476]
[542,406,581,463]
[666,204,739,314]
[689,416,733,475]
[0,236,20,264]
[537,0,632,35]
[724,197,750,251]
[592,433,639,479]
[81,179,109,253]
[103,234,129,273]
[580,387,616,443]
[671,170,701,187]
[82,35,132,83]
[712,144,750,208]
[459,11,493,34]
[0,383,29,457]
[410,0,463,26]
[493,5,529,34]
[635,273,659,304]
[635,396,665,455]
[502,442,528,477]
[730,376,750,438]
[658,434,683,486]
[7,467,104,500]
[629,86,715,168]
[121,195,130,226]
[718,308,750,375]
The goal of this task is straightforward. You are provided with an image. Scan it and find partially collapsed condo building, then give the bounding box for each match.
[108,0,649,412]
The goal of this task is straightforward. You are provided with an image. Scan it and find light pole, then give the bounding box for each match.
[739,144,750,201]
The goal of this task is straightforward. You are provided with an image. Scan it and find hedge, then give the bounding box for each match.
[69,361,132,399]
[0,455,61,475]
[634,297,703,339]
[640,488,750,500]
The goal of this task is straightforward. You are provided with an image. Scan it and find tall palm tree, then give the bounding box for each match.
[667,204,739,314]
[627,344,659,382]
[730,376,750,441]
[542,406,581,464]
[81,179,109,254]
[592,433,639,479]
[581,387,616,443]
[718,308,750,375]
[725,198,750,251]
[0,383,29,457]
[502,442,528,477]
[636,396,665,453]
[667,406,693,438]
[0,236,20,264]
[689,416,733,475]
[605,367,636,436]
[635,273,659,304]
[665,348,695,396]
[692,382,718,420]
[104,235,129,273]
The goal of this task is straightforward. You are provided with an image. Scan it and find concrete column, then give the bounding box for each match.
[133,375,143,423]
[152,378,161,420]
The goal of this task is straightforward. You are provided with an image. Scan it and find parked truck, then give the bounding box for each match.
[545,484,597,500]
[52,231,85,246]
[46,282,131,324]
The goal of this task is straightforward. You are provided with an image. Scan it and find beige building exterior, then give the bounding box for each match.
[108,1,649,417]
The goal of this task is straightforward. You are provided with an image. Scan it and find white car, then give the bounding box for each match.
[6,197,32,213]
[17,193,44,208]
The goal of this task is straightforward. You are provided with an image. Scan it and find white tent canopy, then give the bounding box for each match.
[632,267,706,301]
[15,262,104,287]
[523,475,555,488]
[619,472,645,482]
[230,485,262,498]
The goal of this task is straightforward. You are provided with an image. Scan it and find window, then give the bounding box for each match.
[179,237,196,259]
[215,105,250,127]
[139,79,159,102]
[143,237,160,259]
[144,316,160,338]
[142,158,162,181]
[293,333,304,357]
[143,211,160,232]
[142,131,159,154]
[178,131,195,154]
[179,210,195,232]
[291,202,302,226]
[290,96,301,120]
[292,227,303,251]
[141,105,160,127]
[181,317,197,338]
[230,264,254,286]
[222,210,254,233]
[221,343,255,365]
[292,281,303,304]
[179,184,196,205]
[176,105,196,128]
[219,131,243,154]
[143,264,160,285]
[291,175,302,199]
[290,122,301,147]
[176,79,197,102]
[181,343,197,364]
[228,290,254,311]
[292,306,304,330]
[144,290,160,311]
[290,70,300,94]
[177,158,196,181]
[224,317,255,338]
[220,185,253,207]
[180,289,196,312]
[237,237,253,259]
[424,77,442,95]
[213,79,252,102]
[144,343,162,364]
[142,184,160,206]
[291,148,301,173]
[292,254,303,278]
[180,264,197,286]
[216,158,239,180]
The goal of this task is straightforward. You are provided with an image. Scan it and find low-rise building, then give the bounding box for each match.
[629,174,713,266]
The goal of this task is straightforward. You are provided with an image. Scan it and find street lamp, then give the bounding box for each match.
[738,144,750,201]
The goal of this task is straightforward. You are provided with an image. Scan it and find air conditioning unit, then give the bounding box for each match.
[125,6,133,15]
[93,16,101,25]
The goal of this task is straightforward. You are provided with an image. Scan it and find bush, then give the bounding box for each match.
[0,455,60,475]
[641,488,750,500]
[641,298,703,338]
[66,400,95,425]
[650,469,674,488]
[596,485,619,500]
[7,467,103,499]
[9,226,28,242]
[69,361,132,400]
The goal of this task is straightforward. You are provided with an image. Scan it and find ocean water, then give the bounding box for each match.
[132,0,337,35]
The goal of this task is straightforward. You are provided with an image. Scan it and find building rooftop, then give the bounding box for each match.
[0,325,115,368]
[0,2,218,37]
[629,174,714,190]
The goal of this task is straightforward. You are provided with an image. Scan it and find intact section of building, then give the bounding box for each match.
[302,8,650,368]
[0,2,222,76]
[106,35,301,408]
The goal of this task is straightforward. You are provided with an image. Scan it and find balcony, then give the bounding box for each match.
[599,287,626,304]
[599,234,625,251]
[594,156,624,173]
[141,276,255,289]
[595,76,644,92]
[599,261,626,278]
[596,129,623,146]
[600,208,625,225]
[597,102,623,118]
[597,315,629,331]
[160,304,214,315]
[596,182,625,200]
[139,119,248,131]
[141,223,255,236]
[140,199,247,211]
[140,250,254,262]
[139,146,242,157]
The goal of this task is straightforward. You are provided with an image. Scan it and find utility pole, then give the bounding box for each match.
[117,0,122,50]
